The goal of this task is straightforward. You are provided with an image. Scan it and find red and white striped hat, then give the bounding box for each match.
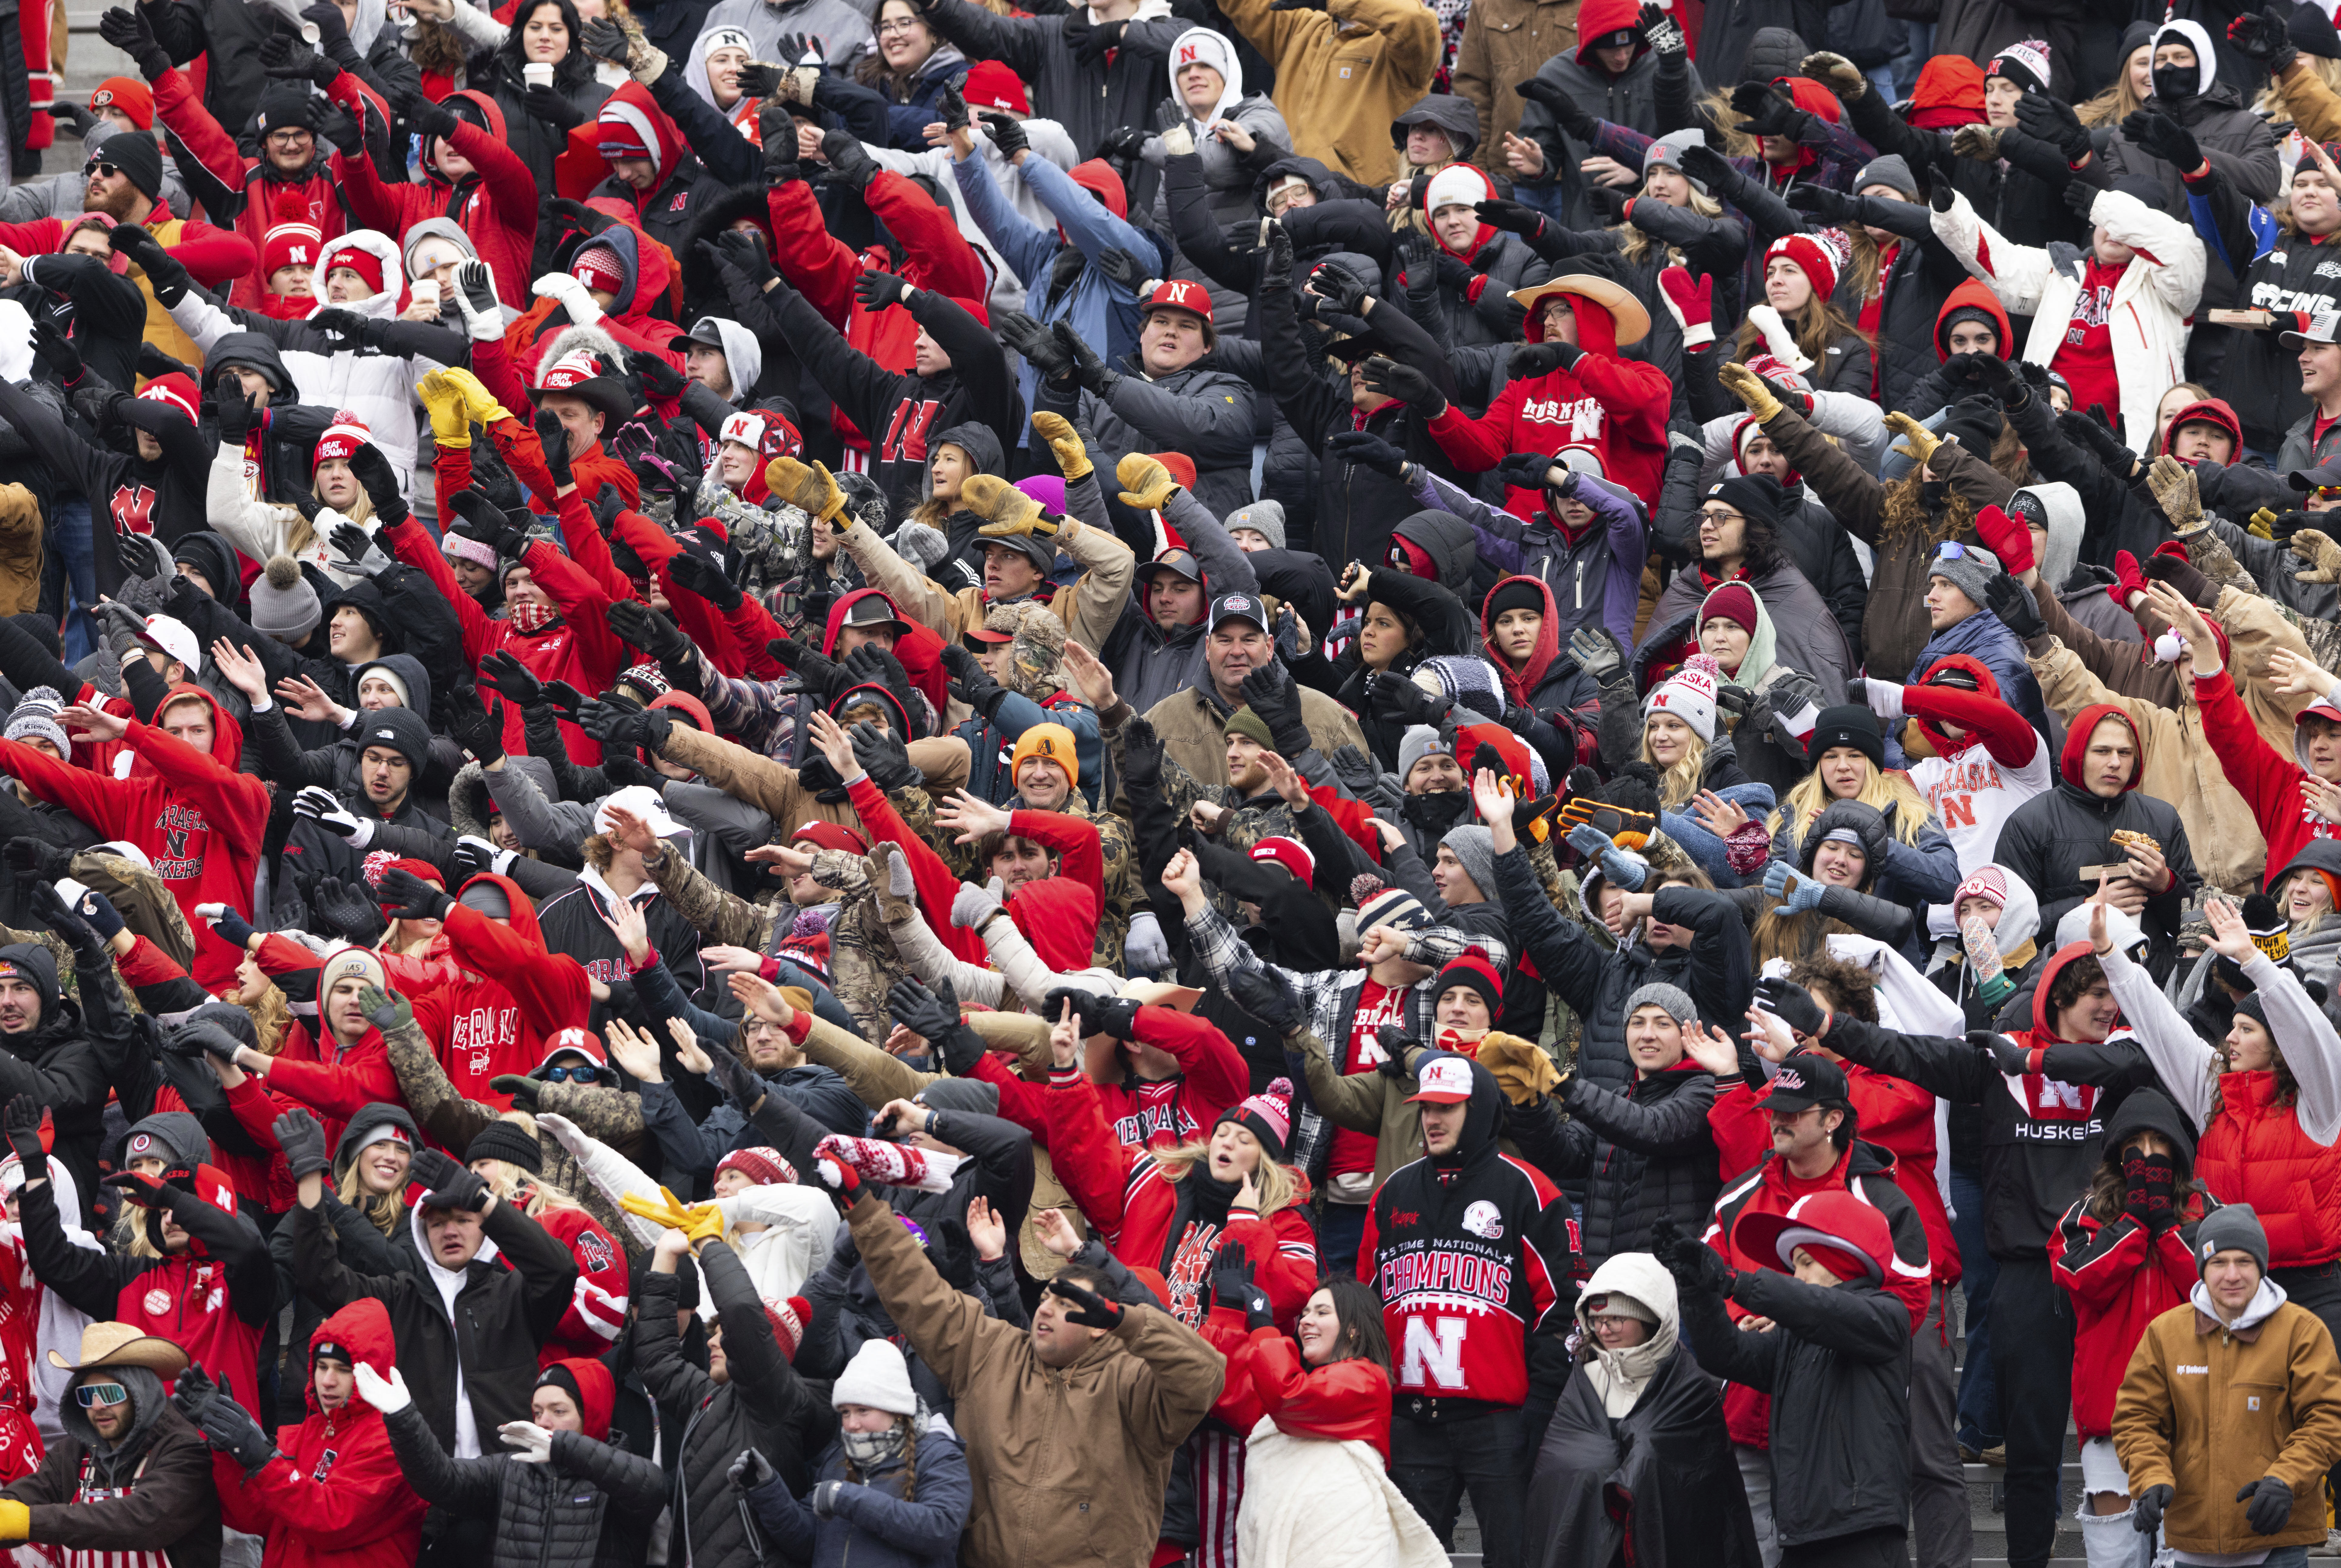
[314,416,371,472]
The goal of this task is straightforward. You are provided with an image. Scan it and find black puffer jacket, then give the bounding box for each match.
[1678,1260,1910,1548]
[379,1405,665,1568]
[0,941,115,1223]
[1037,353,1260,516]
[1509,1057,1720,1267]
[1391,224,1551,352]
[633,1240,837,1566]
[267,1102,424,1371]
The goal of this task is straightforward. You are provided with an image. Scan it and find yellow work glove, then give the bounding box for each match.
[679,1200,728,1248]
[2250,506,2279,541]
[1476,1032,1561,1106]
[1714,361,1782,422]
[1116,452,1178,512]
[620,1184,695,1233]
[1031,410,1093,483]
[415,370,470,449]
[1883,411,1943,468]
[0,1498,26,1542]
[967,473,1057,539]
[436,366,513,429]
[765,456,845,523]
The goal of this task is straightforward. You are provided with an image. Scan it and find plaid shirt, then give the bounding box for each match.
[1182,901,1513,1176]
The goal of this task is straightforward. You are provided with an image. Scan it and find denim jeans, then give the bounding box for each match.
[1317,1201,1367,1281]
[45,496,94,663]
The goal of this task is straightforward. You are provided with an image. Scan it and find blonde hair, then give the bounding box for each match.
[2077,50,2150,126]
[1641,717,1707,811]
[1764,759,1930,847]
[476,1122,581,1220]
[1151,1140,1301,1215]
[216,984,290,1057]
[1749,906,1859,968]
[1617,182,1726,264]
[338,1153,408,1237]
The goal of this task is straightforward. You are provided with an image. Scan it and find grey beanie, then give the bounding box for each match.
[1925,540,2002,616]
[1854,153,1919,201]
[1623,981,1699,1029]
[1398,723,1451,785]
[122,1110,211,1171]
[250,555,322,641]
[459,879,513,918]
[1225,500,1287,550]
[1644,128,1709,194]
[1440,824,1497,901]
[3,685,69,763]
[2195,1203,2269,1276]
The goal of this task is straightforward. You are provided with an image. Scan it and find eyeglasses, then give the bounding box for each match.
[265,129,312,147]
[75,1382,127,1407]
[875,17,920,33]
[82,161,120,180]
[1587,1313,1644,1333]
[540,1064,600,1084]
[1698,507,1743,524]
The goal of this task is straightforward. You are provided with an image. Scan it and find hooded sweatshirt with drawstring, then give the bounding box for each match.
[0,1361,221,1568]
[0,684,267,987]
[343,92,537,310]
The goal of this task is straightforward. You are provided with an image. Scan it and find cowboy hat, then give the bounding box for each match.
[49,1321,189,1378]
[1509,275,1652,347]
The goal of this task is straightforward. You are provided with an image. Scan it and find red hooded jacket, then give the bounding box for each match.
[339,90,536,308]
[1424,289,1670,510]
[1229,1322,1394,1458]
[2052,1186,2213,1439]
[410,877,594,1119]
[0,686,267,987]
[215,1299,427,1568]
[534,1210,631,1368]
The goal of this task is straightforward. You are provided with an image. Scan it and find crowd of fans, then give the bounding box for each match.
[10,0,2341,1564]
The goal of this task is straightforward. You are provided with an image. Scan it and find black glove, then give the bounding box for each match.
[706,229,779,291]
[98,7,170,79]
[978,109,1027,160]
[936,80,970,134]
[2122,106,2204,173]
[2229,6,2298,72]
[886,974,961,1040]
[308,874,388,947]
[271,1109,330,1180]
[1045,1275,1125,1328]
[520,80,586,130]
[764,635,844,692]
[1053,320,1117,397]
[410,1145,491,1210]
[759,105,801,187]
[1066,12,1124,64]
[1323,428,1409,479]
[1227,967,1302,1033]
[2060,405,2139,478]
[1042,985,1140,1041]
[169,1366,218,1427]
[1471,197,1549,246]
[821,129,881,190]
[476,649,547,711]
[703,1038,770,1109]
[1676,143,1739,202]
[376,867,456,923]
[29,881,96,954]
[1730,79,1807,140]
[1359,355,1443,415]
[1650,1212,1735,1295]
[1373,1026,1420,1080]
[2013,90,2092,164]
[159,1021,241,1065]
[213,372,254,446]
[190,1379,278,1474]
[1515,76,1596,141]
[2134,1484,2174,1535]
[1363,668,1443,726]
[1983,571,2045,640]
[1212,1243,1275,1329]
[609,600,694,664]
[667,550,745,613]
[1973,1029,2034,1078]
[1097,126,1146,160]
[261,29,338,87]
[1753,975,1827,1037]
[31,313,82,387]
[939,643,1012,721]
[850,720,920,792]
[441,684,505,765]
[577,697,646,754]
[1239,664,1312,759]
[530,407,575,489]
[2120,1146,2177,1228]
[2239,1478,2292,1536]
[1496,450,1565,496]
[1784,183,1856,226]
[578,14,631,63]
[345,442,407,525]
[995,309,1073,382]
[1508,340,1577,379]
[1094,246,1152,292]
[2,1094,43,1176]
[729,1448,778,1492]
[1121,717,1166,794]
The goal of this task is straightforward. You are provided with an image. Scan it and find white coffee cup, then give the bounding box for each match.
[411,278,440,305]
[523,62,555,89]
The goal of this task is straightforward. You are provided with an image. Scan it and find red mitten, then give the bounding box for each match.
[1973,504,2035,574]
[2110,549,2150,610]
[2152,539,2190,561]
[813,1134,951,1192]
[1657,266,1714,348]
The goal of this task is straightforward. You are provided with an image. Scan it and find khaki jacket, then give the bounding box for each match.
[837,511,1136,654]
[0,484,40,616]
[1217,0,1441,181]
[1454,0,1581,179]
[657,725,969,830]
[2113,1295,2341,1555]
[1138,681,1370,792]
[849,1188,1224,1568]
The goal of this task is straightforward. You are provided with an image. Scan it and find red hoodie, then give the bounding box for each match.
[824,588,949,718]
[0,685,266,988]
[338,89,536,309]
[2195,661,2341,878]
[215,1299,427,1568]
[1425,288,1670,510]
[409,875,594,1119]
[2051,1186,2210,1440]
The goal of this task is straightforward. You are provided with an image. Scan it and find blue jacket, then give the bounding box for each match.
[749,1426,972,1568]
[954,689,1103,808]
[952,147,1163,442]
[1905,609,2050,744]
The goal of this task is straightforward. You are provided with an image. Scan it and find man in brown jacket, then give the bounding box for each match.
[833,1165,1225,1568]
[2112,1205,2341,1560]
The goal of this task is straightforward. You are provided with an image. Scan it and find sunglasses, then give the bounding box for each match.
[83,161,121,181]
[1932,540,1979,562]
[540,1064,600,1084]
[2311,486,2341,501]
[75,1382,127,1407]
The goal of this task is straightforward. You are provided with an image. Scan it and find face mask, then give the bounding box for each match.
[2151,62,2198,103]
[507,598,557,634]
[840,1424,907,1469]
[1401,789,1471,836]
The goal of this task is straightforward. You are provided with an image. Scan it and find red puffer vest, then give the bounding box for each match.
[2198,1072,2341,1267]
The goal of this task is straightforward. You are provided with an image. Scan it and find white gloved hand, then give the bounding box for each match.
[1861,678,1905,722]
[449,260,505,345]
[499,1421,554,1463]
[1124,910,1169,974]
[292,784,373,848]
[1743,303,1813,374]
[192,902,229,926]
[531,271,603,328]
[354,1363,410,1413]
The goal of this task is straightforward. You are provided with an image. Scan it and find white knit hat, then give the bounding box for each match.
[831,1339,918,1416]
[1642,653,1722,742]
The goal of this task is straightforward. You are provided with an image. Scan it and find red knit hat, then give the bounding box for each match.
[1764,231,1847,301]
[763,1296,812,1362]
[135,372,199,425]
[572,243,627,297]
[89,76,154,130]
[962,60,1029,115]
[261,221,324,282]
[1217,1077,1294,1163]
[314,418,371,472]
[1700,581,1760,633]
[716,1146,798,1186]
[1432,952,1505,1016]
[320,242,385,295]
[1248,835,1315,886]
[790,820,869,856]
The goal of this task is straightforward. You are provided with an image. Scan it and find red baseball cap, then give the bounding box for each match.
[1406,1054,1477,1105]
[1145,278,1212,323]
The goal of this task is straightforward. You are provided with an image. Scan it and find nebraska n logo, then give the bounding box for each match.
[109,484,156,535]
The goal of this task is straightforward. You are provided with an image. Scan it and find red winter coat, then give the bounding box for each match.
[409,879,593,1119]
[534,1206,630,1368]
[2195,664,2341,884]
[1231,1323,1394,1459]
[338,90,536,309]
[0,685,267,987]
[1081,1005,1251,1154]
[1422,287,1669,510]
[214,1298,427,1568]
[1044,1066,1319,1331]
[2197,1071,2341,1269]
[2051,1195,2215,1439]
